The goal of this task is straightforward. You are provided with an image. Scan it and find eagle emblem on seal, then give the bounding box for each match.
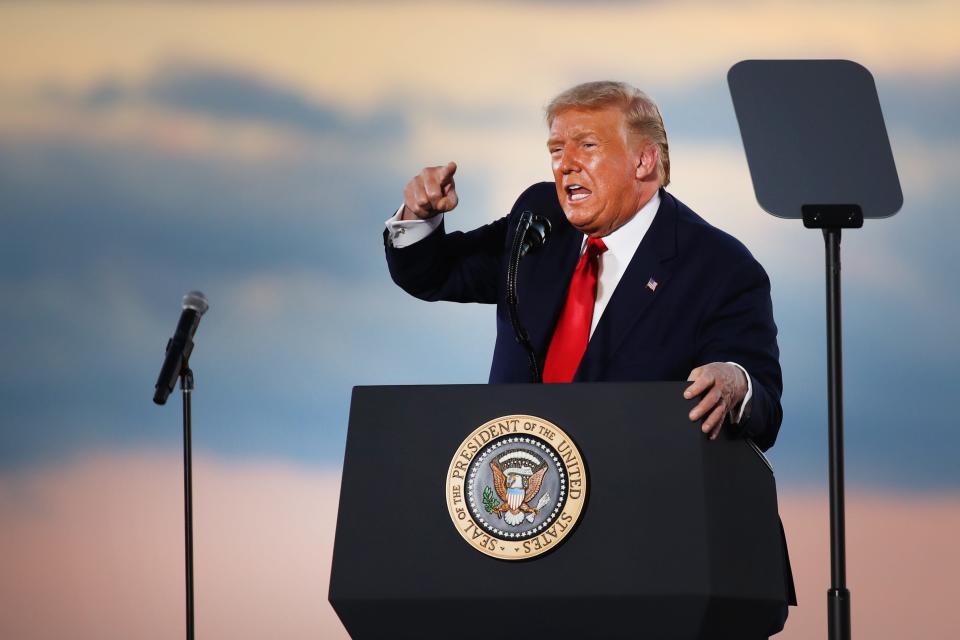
[489,449,552,526]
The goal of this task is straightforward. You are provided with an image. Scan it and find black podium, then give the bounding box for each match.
[329,382,791,639]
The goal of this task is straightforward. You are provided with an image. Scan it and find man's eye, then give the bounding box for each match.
[583,142,597,149]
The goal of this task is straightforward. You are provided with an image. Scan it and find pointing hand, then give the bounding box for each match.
[402,162,459,220]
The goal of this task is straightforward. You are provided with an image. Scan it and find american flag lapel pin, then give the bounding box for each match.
[646,277,658,292]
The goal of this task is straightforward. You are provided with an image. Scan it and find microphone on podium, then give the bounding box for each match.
[520,212,552,257]
[508,211,551,382]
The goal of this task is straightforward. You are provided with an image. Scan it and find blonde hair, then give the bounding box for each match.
[546,80,670,187]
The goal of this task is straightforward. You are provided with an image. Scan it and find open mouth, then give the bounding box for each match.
[565,184,592,202]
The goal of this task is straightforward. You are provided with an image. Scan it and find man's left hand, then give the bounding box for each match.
[684,363,748,440]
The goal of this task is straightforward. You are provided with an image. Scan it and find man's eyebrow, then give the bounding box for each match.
[546,131,595,147]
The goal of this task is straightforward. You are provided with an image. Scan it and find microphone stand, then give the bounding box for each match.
[506,212,541,383]
[152,290,207,640]
[180,363,196,640]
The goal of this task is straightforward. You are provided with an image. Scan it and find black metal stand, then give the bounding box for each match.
[729,58,904,640]
[180,365,196,640]
[507,211,542,383]
[804,205,860,640]
[823,228,851,640]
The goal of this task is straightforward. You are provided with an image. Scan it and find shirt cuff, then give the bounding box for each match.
[726,361,752,424]
[384,205,443,248]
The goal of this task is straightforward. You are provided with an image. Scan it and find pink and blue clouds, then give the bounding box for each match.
[1,2,958,637]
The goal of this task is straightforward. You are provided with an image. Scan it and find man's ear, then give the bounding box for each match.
[635,144,658,181]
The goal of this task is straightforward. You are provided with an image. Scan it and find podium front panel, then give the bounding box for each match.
[330,382,788,639]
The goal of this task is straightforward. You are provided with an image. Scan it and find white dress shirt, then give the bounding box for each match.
[586,191,660,338]
[385,195,752,423]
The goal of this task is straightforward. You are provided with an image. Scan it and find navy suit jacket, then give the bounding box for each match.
[385,182,783,451]
[385,182,796,614]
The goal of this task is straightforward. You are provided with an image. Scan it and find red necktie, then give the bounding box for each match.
[542,237,607,383]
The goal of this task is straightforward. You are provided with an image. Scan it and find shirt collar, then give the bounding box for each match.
[580,190,661,257]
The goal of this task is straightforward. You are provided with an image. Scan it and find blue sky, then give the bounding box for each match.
[1,2,958,491]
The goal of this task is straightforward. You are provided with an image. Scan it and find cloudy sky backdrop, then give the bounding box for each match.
[1,2,958,638]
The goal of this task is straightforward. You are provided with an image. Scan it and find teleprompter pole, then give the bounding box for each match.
[805,206,861,640]
[803,205,860,640]
[181,365,196,640]
[823,228,850,640]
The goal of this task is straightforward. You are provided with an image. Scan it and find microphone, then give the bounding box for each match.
[507,211,552,382]
[520,213,551,257]
[153,291,209,405]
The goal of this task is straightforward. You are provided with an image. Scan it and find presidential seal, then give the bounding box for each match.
[445,414,587,560]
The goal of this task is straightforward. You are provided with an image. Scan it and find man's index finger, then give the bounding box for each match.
[441,161,457,183]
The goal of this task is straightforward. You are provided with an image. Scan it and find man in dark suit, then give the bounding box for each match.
[384,81,795,634]
[384,81,783,451]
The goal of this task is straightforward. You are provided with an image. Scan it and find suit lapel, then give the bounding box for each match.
[574,190,679,381]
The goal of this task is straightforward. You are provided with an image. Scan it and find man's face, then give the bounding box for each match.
[548,106,651,237]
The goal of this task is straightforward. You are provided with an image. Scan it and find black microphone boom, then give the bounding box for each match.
[507,211,551,382]
[153,291,209,405]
